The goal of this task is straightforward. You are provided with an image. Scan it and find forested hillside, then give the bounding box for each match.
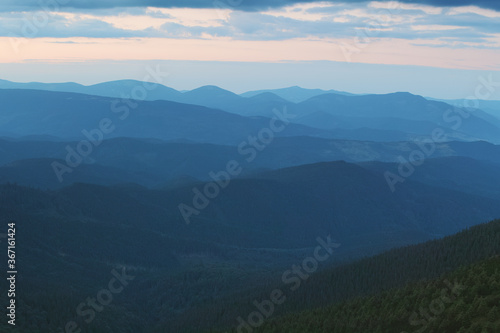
[251,256,500,333]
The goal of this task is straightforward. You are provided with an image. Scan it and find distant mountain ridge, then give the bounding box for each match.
[240,85,356,102]
[0,78,353,104]
[0,78,183,101]
[0,89,335,145]
[429,96,500,121]
[2,83,500,144]
[287,92,500,143]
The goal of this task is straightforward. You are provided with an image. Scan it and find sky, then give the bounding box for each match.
[0,0,499,98]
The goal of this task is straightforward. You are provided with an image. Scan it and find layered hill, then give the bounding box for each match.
[0,89,332,145]
[2,83,499,143]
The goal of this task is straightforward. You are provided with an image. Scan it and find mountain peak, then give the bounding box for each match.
[184,85,241,99]
[191,85,229,92]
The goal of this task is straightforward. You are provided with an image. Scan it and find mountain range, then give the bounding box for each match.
[1,79,499,145]
[0,79,499,332]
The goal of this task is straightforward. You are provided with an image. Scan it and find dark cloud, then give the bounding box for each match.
[1,0,498,46]
[0,0,499,12]
[0,0,498,49]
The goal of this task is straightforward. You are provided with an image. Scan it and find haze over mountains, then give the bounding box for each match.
[1,80,499,238]
[1,79,500,144]
[1,79,500,332]
[0,79,354,102]
[240,86,356,102]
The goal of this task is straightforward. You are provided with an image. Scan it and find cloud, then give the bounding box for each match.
[1,0,500,12]
[0,1,498,53]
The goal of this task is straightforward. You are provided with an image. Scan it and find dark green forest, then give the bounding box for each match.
[243,256,500,333]
[1,176,499,333]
